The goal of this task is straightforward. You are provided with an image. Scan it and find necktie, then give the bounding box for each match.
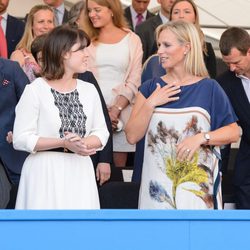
[53,8,60,26]
[0,16,8,58]
[136,14,143,27]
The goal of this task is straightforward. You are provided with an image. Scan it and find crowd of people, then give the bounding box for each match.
[0,0,249,210]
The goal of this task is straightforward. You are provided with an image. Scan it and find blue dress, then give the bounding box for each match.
[134,77,237,209]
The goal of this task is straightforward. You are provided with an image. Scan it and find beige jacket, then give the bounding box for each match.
[85,29,143,124]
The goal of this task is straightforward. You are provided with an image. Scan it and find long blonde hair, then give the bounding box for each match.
[156,20,208,77]
[16,5,54,52]
[84,0,128,40]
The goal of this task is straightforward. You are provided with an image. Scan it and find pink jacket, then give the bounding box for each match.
[85,30,143,124]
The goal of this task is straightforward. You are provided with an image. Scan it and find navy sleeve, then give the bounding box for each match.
[139,77,165,99]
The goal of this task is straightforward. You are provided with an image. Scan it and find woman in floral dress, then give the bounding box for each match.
[125,21,240,209]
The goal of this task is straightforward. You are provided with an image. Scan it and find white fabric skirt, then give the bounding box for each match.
[15,151,100,209]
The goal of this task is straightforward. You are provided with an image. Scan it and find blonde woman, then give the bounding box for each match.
[10,5,55,82]
[125,21,239,209]
[84,0,143,167]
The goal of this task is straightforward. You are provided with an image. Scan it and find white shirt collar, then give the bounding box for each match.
[130,6,147,29]
[159,10,169,24]
[55,3,65,25]
[236,74,250,102]
[0,12,8,34]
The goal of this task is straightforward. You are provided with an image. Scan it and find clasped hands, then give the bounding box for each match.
[64,132,97,156]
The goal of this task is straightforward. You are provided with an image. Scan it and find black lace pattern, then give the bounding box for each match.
[51,88,87,138]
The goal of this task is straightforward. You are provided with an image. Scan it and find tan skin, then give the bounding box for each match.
[88,0,131,167]
[222,47,250,79]
[132,0,150,14]
[125,28,240,162]
[10,9,54,67]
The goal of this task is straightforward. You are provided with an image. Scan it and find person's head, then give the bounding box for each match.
[169,0,206,53]
[0,0,9,15]
[68,1,86,30]
[219,27,250,76]
[84,0,127,39]
[41,25,90,80]
[31,33,48,66]
[43,0,64,8]
[16,5,55,52]
[157,0,175,19]
[170,0,198,24]
[132,0,150,15]
[156,20,208,77]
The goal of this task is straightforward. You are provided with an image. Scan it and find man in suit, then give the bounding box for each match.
[217,27,250,209]
[135,0,174,63]
[43,0,69,25]
[0,58,30,208]
[124,0,154,31]
[0,0,25,58]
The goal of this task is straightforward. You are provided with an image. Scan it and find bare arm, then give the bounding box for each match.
[176,123,240,161]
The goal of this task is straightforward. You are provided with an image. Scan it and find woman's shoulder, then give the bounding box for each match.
[199,77,225,93]
[21,78,45,96]
[77,78,96,91]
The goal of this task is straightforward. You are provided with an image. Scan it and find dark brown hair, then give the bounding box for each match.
[31,34,47,62]
[41,25,90,80]
[219,27,250,56]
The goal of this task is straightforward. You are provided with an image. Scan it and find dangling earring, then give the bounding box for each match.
[111,13,114,18]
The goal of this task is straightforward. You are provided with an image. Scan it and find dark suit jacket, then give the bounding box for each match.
[135,14,162,63]
[6,15,25,58]
[78,71,113,169]
[0,58,30,181]
[217,70,250,185]
[62,8,69,24]
[204,42,217,78]
[124,6,154,31]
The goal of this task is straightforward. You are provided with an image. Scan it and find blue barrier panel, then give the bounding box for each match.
[0,210,250,250]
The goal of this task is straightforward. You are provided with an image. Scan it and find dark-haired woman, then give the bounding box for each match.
[13,26,109,209]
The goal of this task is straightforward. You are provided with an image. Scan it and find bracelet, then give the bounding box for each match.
[114,105,123,111]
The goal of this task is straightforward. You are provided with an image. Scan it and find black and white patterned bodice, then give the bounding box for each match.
[51,88,87,138]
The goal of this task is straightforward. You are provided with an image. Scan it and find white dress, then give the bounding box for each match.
[13,78,109,209]
[95,35,135,152]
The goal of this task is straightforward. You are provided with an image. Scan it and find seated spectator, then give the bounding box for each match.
[10,5,55,82]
